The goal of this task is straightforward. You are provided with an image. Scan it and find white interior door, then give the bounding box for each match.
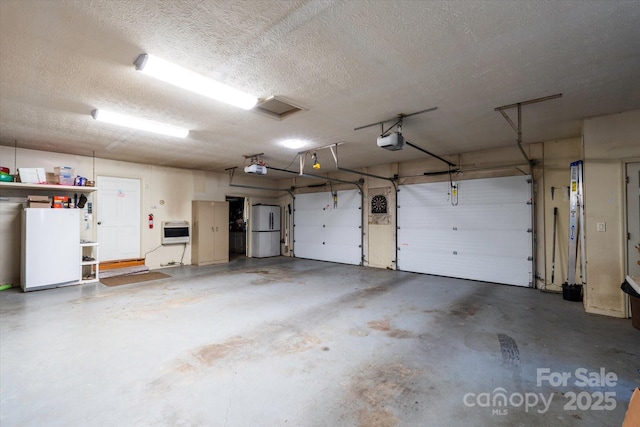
[294,189,362,265]
[97,176,141,261]
[397,175,533,287]
[627,162,640,277]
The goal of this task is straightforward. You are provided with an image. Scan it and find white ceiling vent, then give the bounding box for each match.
[254,96,305,120]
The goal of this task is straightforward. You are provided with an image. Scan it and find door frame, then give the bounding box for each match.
[625,160,640,276]
[96,175,142,261]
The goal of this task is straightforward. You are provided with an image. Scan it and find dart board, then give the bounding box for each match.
[371,194,388,214]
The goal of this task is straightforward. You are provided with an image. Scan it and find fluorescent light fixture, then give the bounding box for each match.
[281,139,308,149]
[134,53,258,110]
[91,109,189,138]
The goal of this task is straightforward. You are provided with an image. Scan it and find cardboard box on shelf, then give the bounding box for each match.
[29,201,51,208]
[46,172,59,184]
[27,195,51,208]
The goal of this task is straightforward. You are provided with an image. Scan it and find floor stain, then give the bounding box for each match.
[449,303,478,319]
[606,347,637,356]
[360,286,388,296]
[349,363,421,427]
[367,318,413,339]
[368,318,391,332]
[194,336,249,366]
[246,270,272,275]
[273,332,321,354]
[387,329,412,339]
[174,362,196,373]
[247,269,299,285]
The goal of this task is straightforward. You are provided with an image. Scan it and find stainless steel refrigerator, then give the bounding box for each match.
[251,204,280,258]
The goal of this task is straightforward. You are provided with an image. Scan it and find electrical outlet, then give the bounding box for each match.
[596,222,606,232]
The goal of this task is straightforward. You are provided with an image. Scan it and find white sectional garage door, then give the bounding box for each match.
[397,175,532,287]
[294,189,362,265]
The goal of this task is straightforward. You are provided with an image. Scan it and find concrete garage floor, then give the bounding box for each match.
[1,257,638,427]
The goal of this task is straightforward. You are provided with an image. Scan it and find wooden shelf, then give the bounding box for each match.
[0,182,96,193]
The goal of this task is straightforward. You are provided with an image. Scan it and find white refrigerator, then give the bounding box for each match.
[251,205,280,258]
[21,208,79,291]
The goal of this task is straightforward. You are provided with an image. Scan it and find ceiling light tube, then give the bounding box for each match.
[91,109,189,138]
[134,53,258,110]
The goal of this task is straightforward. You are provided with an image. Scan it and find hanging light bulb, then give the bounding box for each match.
[312,152,320,169]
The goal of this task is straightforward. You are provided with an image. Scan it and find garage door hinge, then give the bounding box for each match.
[527,228,532,233]
[527,256,533,261]
[526,200,532,205]
[359,225,362,229]
[527,178,532,184]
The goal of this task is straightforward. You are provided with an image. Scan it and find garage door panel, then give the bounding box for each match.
[398,176,532,287]
[398,206,459,228]
[325,209,361,227]
[397,250,530,287]
[454,204,531,230]
[453,230,531,258]
[324,243,362,265]
[399,229,456,252]
[294,225,323,243]
[294,190,362,265]
[400,230,530,258]
[334,190,361,209]
[456,179,531,205]
[399,183,450,207]
[295,194,334,210]
[401,204,530,230]
[294,210,326,226]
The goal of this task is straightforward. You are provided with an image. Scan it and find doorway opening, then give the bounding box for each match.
[227,196,247,260]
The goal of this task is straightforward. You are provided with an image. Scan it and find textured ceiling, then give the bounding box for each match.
[1,0,639,177]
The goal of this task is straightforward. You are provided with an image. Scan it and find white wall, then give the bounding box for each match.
[0,146,280,284]
[582,109,640,317]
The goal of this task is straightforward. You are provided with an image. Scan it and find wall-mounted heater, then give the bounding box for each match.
[161,221,190,245]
